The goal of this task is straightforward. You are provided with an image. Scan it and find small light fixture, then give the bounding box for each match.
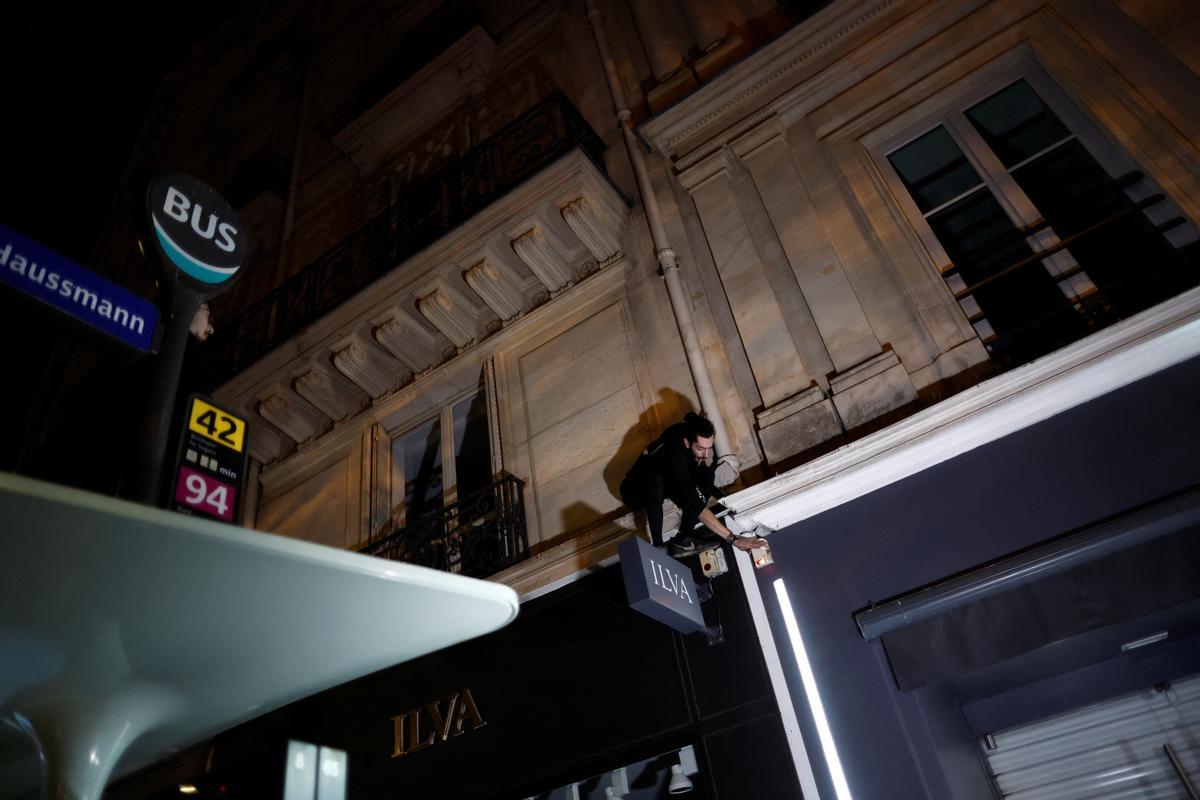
[668,764,693,794]
[669,745,698,794]
[179,785,199,795]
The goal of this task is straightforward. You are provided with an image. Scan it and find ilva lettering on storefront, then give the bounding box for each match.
[390,688,486,757]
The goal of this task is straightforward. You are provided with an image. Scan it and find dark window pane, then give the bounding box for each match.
[927,189,1083,364]
[452,390,492,500]
[966,80,1072,167]
[395,417,443,522]
[888,126,982,213]
[1011,138,1198,320]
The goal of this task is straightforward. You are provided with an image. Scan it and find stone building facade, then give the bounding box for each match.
[85,0,1199,599]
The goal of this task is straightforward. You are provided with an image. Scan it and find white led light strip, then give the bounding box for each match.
[774,579,854,800]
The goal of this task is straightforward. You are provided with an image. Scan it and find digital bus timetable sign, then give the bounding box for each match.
[171,395,248,522]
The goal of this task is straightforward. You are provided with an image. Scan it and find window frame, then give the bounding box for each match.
[866,58,1194,348]
[382,363,501,530]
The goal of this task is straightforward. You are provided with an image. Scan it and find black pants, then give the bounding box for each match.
[620,470,707,548]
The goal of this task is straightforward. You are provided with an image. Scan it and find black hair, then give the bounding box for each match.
[682,411,715,442]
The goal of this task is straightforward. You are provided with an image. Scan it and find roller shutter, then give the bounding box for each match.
[983,673,1200,799]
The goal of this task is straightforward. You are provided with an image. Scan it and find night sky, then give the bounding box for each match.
[1,4,245,263]
[1,4,245,469]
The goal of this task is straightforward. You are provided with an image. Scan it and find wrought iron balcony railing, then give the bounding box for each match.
[208,93,606,383]
[358,475,529,580]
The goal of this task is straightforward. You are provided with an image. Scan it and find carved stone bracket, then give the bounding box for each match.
[293,366,367,423]
[511,227,573,293]
[257,389,330,445]
[559,197,622,263]
[463,258,525,321]
[373,311,440,373]
[333,338,404,398]
[418,287,476,349]
[244,409,296,465]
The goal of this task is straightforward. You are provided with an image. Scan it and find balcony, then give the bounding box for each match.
[358,475,529,580]
[209,92,608,385]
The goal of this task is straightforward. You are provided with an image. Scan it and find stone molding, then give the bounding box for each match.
[372,310,439,373]
[464,257,525,321]
[332,338,403,399]
[640,0,902,160]
[417,285,477,349]
[255,261,630,490]
[333,27,497,175]
[510,225,575,293]
[293,366,367,423]
[724,287,1200,531]
[215,150,629,461]
[257,387,329,445]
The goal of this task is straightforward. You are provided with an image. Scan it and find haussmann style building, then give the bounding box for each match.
[17,0,1200,798]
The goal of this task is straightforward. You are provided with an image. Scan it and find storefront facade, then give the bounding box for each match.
[110,562,800,798]
[736,319,1200,799]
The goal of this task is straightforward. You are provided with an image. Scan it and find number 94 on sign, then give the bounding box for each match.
[175,465,238,522]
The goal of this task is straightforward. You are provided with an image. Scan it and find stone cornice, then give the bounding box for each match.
[640,0,902,160]
[215,149,621,402]
[252,260,631,493]
[723,287,1200,532]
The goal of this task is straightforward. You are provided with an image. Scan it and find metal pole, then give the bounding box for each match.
[585,0,739,484]
[129,280,201,506]
[1164,743,1200,800]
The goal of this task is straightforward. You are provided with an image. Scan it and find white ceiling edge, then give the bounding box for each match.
[724,286,1200,533]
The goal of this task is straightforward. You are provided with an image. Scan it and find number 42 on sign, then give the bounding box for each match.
[171,395,248,523]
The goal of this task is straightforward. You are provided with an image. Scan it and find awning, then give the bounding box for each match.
[853,488,1200,690]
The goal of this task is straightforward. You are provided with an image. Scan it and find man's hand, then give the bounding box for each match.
[732,536,767,551]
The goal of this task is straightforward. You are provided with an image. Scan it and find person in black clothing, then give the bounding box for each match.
[620,412,766,558]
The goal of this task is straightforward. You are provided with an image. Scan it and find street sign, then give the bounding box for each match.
[147,174,248,293]
[134,173,249,506]
[171,395,248,522]
[619,537,707,635]
[0,223,158,352]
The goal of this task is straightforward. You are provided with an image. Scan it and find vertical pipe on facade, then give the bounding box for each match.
[586,0,739,482]
[280,0,323,252]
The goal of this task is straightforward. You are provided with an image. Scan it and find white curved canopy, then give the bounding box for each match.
[0,473,519,799]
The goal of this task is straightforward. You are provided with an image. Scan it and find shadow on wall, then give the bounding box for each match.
[600,387,697,503]
[559,501,604,539]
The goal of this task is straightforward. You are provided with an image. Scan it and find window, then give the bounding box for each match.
[885,78,1198,368]
[390,388,493,527]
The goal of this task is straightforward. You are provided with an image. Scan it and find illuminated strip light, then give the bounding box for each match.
[774,579,853,800]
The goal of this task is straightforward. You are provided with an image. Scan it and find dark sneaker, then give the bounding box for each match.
[669,537,706,558]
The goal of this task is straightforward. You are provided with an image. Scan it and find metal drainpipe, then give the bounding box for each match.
[279,0,323,257]
[586,0,740,484]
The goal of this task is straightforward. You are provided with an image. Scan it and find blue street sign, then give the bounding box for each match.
[0,223,158,352]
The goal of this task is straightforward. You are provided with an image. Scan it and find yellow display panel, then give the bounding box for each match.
[188,397,246,453]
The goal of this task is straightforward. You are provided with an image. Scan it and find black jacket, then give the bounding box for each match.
[627,422,715,512]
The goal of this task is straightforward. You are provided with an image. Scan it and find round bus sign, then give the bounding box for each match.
[147,173,247,294]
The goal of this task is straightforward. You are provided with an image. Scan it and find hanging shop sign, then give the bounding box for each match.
[170,395,248,522]
[0,223,158,352]
[146,173,248,294]
[390,687,487,758]
[619,536,707,635]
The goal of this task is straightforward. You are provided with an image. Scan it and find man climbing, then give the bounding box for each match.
[620,412,767,558]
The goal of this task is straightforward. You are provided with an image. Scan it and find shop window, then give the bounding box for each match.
[885,78,1198,368]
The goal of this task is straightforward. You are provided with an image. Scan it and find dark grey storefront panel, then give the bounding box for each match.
[110,563,800,799]
[757,356,1200,800]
